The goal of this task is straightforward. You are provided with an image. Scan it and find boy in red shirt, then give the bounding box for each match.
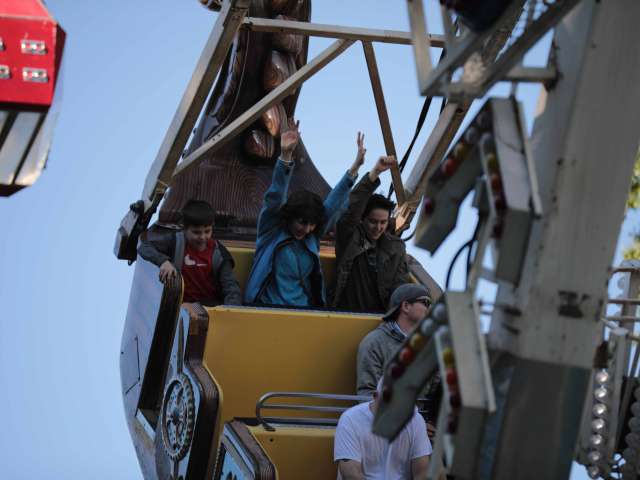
[137,200,241,306]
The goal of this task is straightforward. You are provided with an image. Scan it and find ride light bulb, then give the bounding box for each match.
[587,450,602,463]
[493,193,506,211]
[631,401,640,417]
[595,370,610,385]
[431,304,448,324]
[593,403,608,417]
[464,127,479,145]
[489,173,502,192]
[409,333,426,351]
[630,417,640,433]
[486,153,499,173]
[591,418,606,433]
[390,362,405,379]
[590,434,604,447]
[382,385,392,402]
[441,156,459,177]
[423,197,435,215]
[446,368,458,386]
[449,392,461,409]
[594,387,609,401]
[399,347,414,366]
[626,432,640,449]
[420,319,435,336]
[587,465,600,479]
[442,348,455,368]
[453,143,468,160]
[634,386,640,401]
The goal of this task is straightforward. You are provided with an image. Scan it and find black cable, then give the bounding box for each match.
[387,48,447,201]
[446,217,482,290]
[445,238,474,291]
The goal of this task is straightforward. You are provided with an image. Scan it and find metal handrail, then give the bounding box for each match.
[256,392,371,432]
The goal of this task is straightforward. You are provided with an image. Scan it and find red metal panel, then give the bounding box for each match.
[0,17,65,106]
[0,0,50,18]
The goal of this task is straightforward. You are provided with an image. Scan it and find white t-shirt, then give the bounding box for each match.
[334,402,432,480]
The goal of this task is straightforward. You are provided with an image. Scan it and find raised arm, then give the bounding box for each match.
[336,154,398,245]
[256,120,300,236]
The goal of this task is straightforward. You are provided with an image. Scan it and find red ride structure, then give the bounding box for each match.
[0,0,65,196]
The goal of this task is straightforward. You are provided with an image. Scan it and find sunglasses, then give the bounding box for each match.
[409,296,432,307]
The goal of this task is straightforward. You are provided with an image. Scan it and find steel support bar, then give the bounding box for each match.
[242,16,445,47]
[406,0,433,93]
[503,65,557,84]
[361,41,405,205]
[141,0,249,207]
[173,39,354,179]
[467,0,581,99]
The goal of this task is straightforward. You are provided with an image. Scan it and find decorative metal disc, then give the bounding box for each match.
[161,373,195,461]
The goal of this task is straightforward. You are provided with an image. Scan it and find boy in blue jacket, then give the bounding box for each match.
[244,121,366,307]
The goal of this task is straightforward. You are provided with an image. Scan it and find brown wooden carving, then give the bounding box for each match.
[225,421,277,480]
[260,103,286,137]
[269,0,298,15]
[244,129,276,159]
[159,0,325,238]
[263,50,297,92]
[272,15,304,54]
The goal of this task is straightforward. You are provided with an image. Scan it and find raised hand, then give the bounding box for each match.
[369,155,397,181]
[348,131,367,177]
[280,118,300,162]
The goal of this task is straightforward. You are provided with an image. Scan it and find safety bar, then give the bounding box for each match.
[256,392,371,432]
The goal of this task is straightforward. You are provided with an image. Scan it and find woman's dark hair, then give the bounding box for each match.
[181,200,216,228]
[363,194,395,219]
[280,190,326,234]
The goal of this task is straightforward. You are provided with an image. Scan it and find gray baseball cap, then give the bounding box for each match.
[382,283,432,321]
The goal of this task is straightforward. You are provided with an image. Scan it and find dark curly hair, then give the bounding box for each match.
[363,194,395,219]
[279,190,326,235]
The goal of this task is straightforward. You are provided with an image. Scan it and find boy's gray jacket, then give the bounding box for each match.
[137,231,241,305]
[356,320,405,396]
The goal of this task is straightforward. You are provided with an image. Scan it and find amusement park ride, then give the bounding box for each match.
[111,0,640,479]
[0,0,65,196]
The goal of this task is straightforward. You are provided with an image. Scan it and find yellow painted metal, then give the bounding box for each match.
[249,424,338,480]
[203,306,380,422]
[226,244,338,299]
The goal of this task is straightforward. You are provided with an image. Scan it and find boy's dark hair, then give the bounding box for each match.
[181,200,215,228]
[363,194,395,219]
[280,190,326,234]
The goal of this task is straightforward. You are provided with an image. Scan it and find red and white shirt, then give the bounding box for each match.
[182,239,217,303]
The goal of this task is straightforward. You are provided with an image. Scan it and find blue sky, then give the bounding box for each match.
[0,1,634,478]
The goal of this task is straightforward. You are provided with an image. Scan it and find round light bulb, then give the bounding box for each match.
[587,450,602,463]
[593,403,608,417]
[591,418,606,433]
[631,401,640,417]
[594,387,609,401]
[595,370,610,385]
[626,432,640,449]
[587,465,600,479]
[634,386,640,400]
[623,447,638,462]
[590,434,604,447]
[630,417,640,433]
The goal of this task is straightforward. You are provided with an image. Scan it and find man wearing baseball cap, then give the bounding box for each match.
[356,283,432,397]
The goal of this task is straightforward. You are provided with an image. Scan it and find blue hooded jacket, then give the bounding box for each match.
[244,158,356,305]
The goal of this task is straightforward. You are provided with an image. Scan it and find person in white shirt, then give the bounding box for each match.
[334,378,432,479]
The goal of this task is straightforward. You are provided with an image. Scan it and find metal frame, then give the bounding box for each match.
[255,391,371,431]
[121,0,574,235]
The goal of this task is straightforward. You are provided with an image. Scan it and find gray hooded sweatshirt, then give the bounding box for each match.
[356,321,405,397]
